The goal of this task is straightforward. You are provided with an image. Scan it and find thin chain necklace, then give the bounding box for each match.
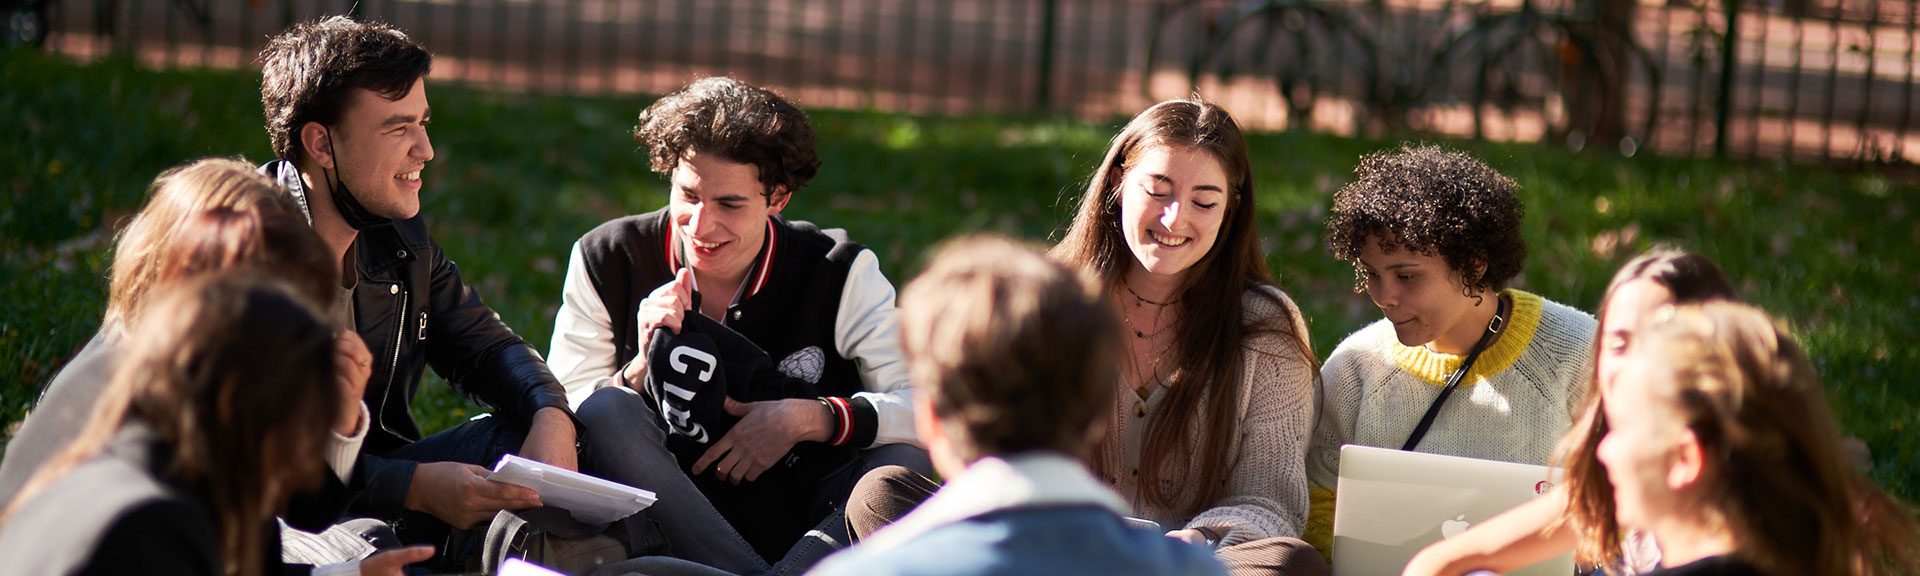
[1119,281,1178,339]
[1122,281,1179,307]
[1118,287,1178,417]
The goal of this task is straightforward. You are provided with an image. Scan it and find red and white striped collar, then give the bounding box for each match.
[664,217,780,301]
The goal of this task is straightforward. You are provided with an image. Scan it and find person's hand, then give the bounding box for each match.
[621,268,694,389]
[692,398,833,484]
[331,331,372,435]
[1166,529,1212,547]
[357,546,435,576]
[404,462,542,529]
[518,407,579,472]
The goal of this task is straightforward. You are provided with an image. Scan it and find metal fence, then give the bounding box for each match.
[20,0,1920,166]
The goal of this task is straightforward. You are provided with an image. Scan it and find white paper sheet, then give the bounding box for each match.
[487,454,657,525]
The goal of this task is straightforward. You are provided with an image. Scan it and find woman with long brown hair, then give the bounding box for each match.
[0,274,345,575]
[1563,301,1918,575]
[838,99,1324,576]
[1046,97,1324,576]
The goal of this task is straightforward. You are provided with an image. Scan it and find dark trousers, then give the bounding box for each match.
[383,413,532,569]
[577,387,933,576]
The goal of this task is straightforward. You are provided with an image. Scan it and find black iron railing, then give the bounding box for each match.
[11,0,1917,166]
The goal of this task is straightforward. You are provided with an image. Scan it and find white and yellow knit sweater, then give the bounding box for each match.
[1303,289,1595,553]
[1102,286,1318,547]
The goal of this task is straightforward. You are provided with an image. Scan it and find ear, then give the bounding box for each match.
[912,393,941,449]
[765,184,791,216]
[1666,429,1707,490]
[298,122,335,170]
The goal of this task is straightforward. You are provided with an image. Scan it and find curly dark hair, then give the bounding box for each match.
[1324,143,1527,295]
[633,77,820,197]
[258,16,431,162]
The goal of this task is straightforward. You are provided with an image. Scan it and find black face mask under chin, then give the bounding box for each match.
[322,127,395,231]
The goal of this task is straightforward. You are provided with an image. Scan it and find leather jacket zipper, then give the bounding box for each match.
[377,288,408,437]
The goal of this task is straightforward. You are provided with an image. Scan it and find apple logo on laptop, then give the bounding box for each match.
[1441,515,1471,539]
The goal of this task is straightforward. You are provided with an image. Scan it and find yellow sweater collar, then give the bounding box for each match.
[1390,289,1545,387]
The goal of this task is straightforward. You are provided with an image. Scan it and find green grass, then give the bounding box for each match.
[3,49,1915,503]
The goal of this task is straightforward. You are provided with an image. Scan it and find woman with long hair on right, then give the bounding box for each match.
[1554,301,1919,575]
[0,274,346,575]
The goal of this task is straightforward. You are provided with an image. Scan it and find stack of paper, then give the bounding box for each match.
[488,454,657,525]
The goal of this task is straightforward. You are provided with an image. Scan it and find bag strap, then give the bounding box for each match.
[1401,295,1510,452]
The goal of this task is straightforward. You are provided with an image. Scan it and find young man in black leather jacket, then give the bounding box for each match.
[256,16,581,568]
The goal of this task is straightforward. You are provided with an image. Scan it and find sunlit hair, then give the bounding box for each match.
[1050,97,1318,516]
[1323,143,1525,296]
[899,235,1121,463]
[1566,302,1919,575]
[1556,246,1737,564]
[633,76,819,198]
[3,274,344,576]
[259,16,431,162]
[105,158,335,332]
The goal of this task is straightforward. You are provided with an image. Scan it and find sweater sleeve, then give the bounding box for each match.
[1185,328,1317,545]
[1304,330,1371,555]
[831,249,918,448]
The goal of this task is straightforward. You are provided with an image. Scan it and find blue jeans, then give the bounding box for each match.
[577,387,932,576]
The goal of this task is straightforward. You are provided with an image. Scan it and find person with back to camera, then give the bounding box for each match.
[0,274,434,575]
[809,235,1227,576]
[0,158,431,575]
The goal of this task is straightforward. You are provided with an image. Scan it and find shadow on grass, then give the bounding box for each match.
[3,49,1915,502]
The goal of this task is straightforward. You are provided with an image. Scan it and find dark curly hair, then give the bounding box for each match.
[633,77,820,198]
[258,16,431,162]
[1325,143,1527,296]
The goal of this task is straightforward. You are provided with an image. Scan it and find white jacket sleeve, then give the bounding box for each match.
[833,249,919,448]
[548,241,622,410]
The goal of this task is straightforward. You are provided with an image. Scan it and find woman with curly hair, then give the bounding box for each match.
[1304,144,1596,555]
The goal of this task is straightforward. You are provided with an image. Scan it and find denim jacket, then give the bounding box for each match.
[808,453,1225,576]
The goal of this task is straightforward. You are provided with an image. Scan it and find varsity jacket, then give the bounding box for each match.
[262,160,575,517]
[548,207,916,450]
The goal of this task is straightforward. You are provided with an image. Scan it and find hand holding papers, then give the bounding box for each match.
[488,454,656,525]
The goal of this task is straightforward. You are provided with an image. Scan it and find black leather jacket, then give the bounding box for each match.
[263,160,573,516]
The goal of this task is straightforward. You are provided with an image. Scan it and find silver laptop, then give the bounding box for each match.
[1332,445,1575,576]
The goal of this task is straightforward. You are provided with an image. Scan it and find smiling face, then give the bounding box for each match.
[317,79,434,219]
[1356,236,1486,352]
[669,149,788,282]
[1116,146,1228,283]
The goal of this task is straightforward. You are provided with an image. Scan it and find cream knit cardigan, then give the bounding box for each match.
[1101,285,1318,547]
[1302,289,1596,552]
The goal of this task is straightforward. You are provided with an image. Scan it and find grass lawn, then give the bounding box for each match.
[3,49,1915,503]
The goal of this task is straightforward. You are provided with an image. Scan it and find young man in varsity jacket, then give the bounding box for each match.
[547,77,932,574]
